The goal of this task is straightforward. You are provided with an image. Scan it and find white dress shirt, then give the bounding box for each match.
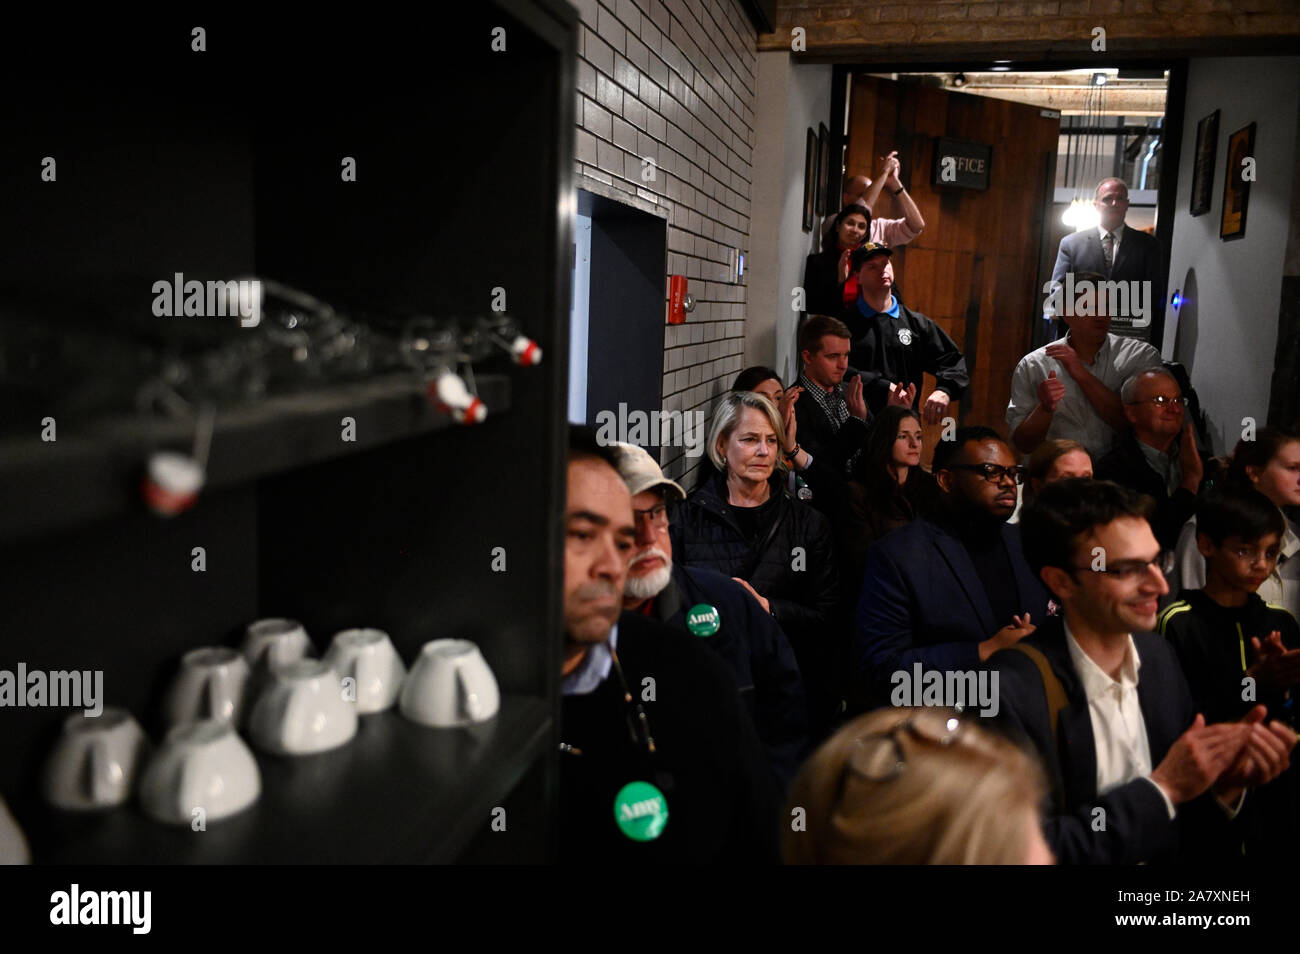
[1063,619,1177,819]
[1007,331,1163,460]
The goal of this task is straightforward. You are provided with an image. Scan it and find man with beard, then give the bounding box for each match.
[610,441,808,787]
[855,426,1052,708]
[558,427,778,862]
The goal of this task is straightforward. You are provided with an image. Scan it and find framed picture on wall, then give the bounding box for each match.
[1189,109,1218,217]
[815,123,830,216]
[802,128,816,232]
[1220,121,1255,240]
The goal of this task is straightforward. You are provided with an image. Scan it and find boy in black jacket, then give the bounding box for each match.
[1158,488,1300,856]
[1158,489,1300,725]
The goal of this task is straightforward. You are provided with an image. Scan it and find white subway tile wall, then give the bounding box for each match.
[575,0,755,485]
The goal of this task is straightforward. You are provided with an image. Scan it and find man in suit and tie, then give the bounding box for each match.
[854,426,1052,708]
[1048,178,1165,339]
[993,478,1296,864]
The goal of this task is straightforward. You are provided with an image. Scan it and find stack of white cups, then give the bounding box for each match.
[39,618,500,833]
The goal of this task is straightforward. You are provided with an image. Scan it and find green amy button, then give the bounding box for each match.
[614,780,669,842]
[685,603,720,637]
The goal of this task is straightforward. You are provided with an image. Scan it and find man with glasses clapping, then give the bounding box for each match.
[994,479,1295,864]
[854,426,1051,710]
[1097,368,1208,549]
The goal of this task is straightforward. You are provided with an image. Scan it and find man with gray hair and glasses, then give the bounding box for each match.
[1096,368,1206,549]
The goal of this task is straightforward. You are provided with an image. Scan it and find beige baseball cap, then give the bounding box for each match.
[610,442,686,503]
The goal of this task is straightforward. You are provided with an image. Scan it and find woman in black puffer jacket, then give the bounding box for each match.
[671,391,842,741]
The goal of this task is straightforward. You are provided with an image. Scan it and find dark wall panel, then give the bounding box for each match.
[585,208,668,425]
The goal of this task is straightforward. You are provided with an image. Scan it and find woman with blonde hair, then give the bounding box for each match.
[671,390,841,740]
[782,707,1053,865]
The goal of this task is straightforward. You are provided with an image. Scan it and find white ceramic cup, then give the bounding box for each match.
[323,628,407,715]
[248,659,358,755]
[162,647,251,727]
[241,618,314,674]
[138,720,260,825]
[42,707,150,811]
[0,793,30,864]
[399,639,500,728]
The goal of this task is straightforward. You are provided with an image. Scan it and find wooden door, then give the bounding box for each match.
[846,76,1059,462]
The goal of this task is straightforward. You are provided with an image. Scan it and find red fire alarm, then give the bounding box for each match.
[668,275,687,325]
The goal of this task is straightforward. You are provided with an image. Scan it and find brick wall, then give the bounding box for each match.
[572,0,757,484]
[760,0,1300,59]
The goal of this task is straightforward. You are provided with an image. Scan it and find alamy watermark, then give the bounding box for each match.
[890,663,999,718]
[0,664,103,717]
[50,884,151,934]
[594,404,706,458]
[1043,275,1152,328]
[152,274,261,327]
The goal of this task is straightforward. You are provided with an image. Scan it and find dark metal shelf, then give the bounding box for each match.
[32,694,551,864]
[0,372,510,545]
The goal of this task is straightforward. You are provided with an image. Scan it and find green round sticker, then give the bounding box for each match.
[686,603,720,637]
[613,780,669,842]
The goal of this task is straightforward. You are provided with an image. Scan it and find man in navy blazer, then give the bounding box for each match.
[855,426,1052,707]
[993,479,1296,864]
[1048,178,1165,336]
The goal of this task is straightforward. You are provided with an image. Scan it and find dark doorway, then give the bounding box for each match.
[574,191,667,428]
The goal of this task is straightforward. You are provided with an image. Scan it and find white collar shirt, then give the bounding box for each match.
[1063,618,1176,819]
[1006,332,1164,460]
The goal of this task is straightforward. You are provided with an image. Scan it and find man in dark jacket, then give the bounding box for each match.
[1048,177,1165,339]
[790,313,915,501]
[610,441,809,790]
[992,479,1295,864]
[1096,368,1205,549]
[792,313,871,480]
[842,242,969,420]
[855,426,1051,708]
[559,428,779,863]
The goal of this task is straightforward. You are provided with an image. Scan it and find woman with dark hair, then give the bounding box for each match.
[672,391,841,740]
[731,366,786,408]
[1170,426,1300,616]
[802,205,872,318]
[839,406,938,598]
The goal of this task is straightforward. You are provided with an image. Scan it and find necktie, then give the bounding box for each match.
[1102,231,1115,275]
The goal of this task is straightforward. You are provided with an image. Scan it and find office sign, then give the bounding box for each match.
[932,137,992,191]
